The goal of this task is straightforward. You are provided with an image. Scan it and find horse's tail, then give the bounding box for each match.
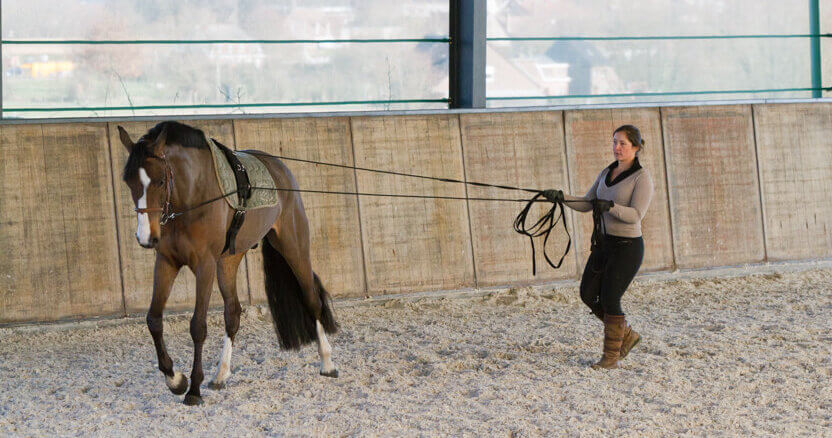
[313,273,339,335]
[261,237,338,350]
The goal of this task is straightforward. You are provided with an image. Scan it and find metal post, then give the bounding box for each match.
[810,0,822,98]
[449,0,486,108]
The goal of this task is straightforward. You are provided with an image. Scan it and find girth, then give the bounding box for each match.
[215,139,251,255]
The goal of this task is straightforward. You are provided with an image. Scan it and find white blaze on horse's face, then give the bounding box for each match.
[136,167,152,246]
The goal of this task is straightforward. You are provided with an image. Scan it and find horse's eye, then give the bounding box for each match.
[155,180,165,187]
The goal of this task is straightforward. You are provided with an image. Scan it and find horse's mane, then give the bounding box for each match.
[123,121,208,182]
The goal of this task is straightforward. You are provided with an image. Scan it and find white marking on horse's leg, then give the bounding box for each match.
[165,372,185,391]
[316,320,336,375]
[136,167,152,245]
[211,335,233,386]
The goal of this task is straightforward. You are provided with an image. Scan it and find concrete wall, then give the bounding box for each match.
[0,124,122,322]
[2,102,830,323]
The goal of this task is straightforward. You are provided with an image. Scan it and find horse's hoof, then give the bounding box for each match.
[166,373,188,395]
[183,394,204,406]
[208,380,226,390]
[320,369,339,378]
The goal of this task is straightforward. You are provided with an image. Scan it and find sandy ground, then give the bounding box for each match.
[1,266,831,437]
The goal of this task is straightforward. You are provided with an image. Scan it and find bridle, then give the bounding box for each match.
[133,153,176,225]
[132,151,241,226]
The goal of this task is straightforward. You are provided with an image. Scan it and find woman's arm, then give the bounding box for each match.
[608,173,654,223]
[563,173,601,212]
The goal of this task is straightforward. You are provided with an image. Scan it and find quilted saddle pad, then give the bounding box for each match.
[207,137,279,210]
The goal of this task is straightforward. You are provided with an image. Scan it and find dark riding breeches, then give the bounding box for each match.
[580,234,644,316]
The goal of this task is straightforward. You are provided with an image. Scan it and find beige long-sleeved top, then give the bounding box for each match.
[564,158,654,238]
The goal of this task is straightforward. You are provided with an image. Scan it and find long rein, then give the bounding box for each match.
[147,153,598,274]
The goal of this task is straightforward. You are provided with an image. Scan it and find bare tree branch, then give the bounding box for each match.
[112,69,135,116]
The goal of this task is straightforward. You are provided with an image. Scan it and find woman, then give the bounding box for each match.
[544,125,653,369]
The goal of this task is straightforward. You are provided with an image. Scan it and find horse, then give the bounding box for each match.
[118,121,339,406]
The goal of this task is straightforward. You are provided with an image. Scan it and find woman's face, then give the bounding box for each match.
[612,131,639,163]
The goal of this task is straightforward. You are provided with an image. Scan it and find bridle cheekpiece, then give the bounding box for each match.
[133,152,176,225]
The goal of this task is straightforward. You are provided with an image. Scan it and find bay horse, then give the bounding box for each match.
[118,121,338,406]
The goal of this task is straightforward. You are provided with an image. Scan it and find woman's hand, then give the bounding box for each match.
[593,199,614,212]
[541,189,564,203]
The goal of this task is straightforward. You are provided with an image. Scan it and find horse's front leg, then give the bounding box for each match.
[183,258,216,406]
[147,254,187,395]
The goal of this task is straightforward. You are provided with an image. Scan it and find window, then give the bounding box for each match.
[486,0,828,107]
[1,0,450,118]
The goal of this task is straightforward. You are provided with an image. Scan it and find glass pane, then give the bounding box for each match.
[2,0,449,118]
[3,43,448,118]
[2,0,449,40]
[486,39,814,107]
[486,0,809,37]
[486,0,817,106]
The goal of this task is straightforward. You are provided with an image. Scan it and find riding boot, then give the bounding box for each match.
[592,314,626,370]
[619,322,641,359]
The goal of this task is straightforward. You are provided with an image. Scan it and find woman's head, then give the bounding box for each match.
[612,125,644,163]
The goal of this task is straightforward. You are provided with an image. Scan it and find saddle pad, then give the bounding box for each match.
[207,138,279,210]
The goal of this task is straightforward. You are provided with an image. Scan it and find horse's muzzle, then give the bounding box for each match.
[138,236,159,249]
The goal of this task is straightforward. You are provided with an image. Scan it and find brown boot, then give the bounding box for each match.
[592,314,626,369]
[619,323,641,359]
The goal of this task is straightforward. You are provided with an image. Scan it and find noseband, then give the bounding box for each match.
[134,154,176,225]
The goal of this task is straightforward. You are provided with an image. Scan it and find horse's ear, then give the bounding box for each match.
[151,125,168,156]
[117,126,134,152]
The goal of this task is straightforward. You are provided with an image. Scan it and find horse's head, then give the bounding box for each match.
[119,125,172,249]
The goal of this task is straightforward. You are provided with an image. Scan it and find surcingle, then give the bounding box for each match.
[207,136,279,253]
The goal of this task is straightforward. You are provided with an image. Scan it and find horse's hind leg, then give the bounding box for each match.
[209,252,245,390]
[268,226,338,378]
[314,300,338,378]
[148,254,188,395]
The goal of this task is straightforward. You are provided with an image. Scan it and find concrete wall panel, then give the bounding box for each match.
[0,123,122,322]
[460,112,577,286]
[351,115,475,294]
[662,106,765,268]
[753,103,832,260]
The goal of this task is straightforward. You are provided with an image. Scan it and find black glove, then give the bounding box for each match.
[594,199,614,212]
[541,189,564,203]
